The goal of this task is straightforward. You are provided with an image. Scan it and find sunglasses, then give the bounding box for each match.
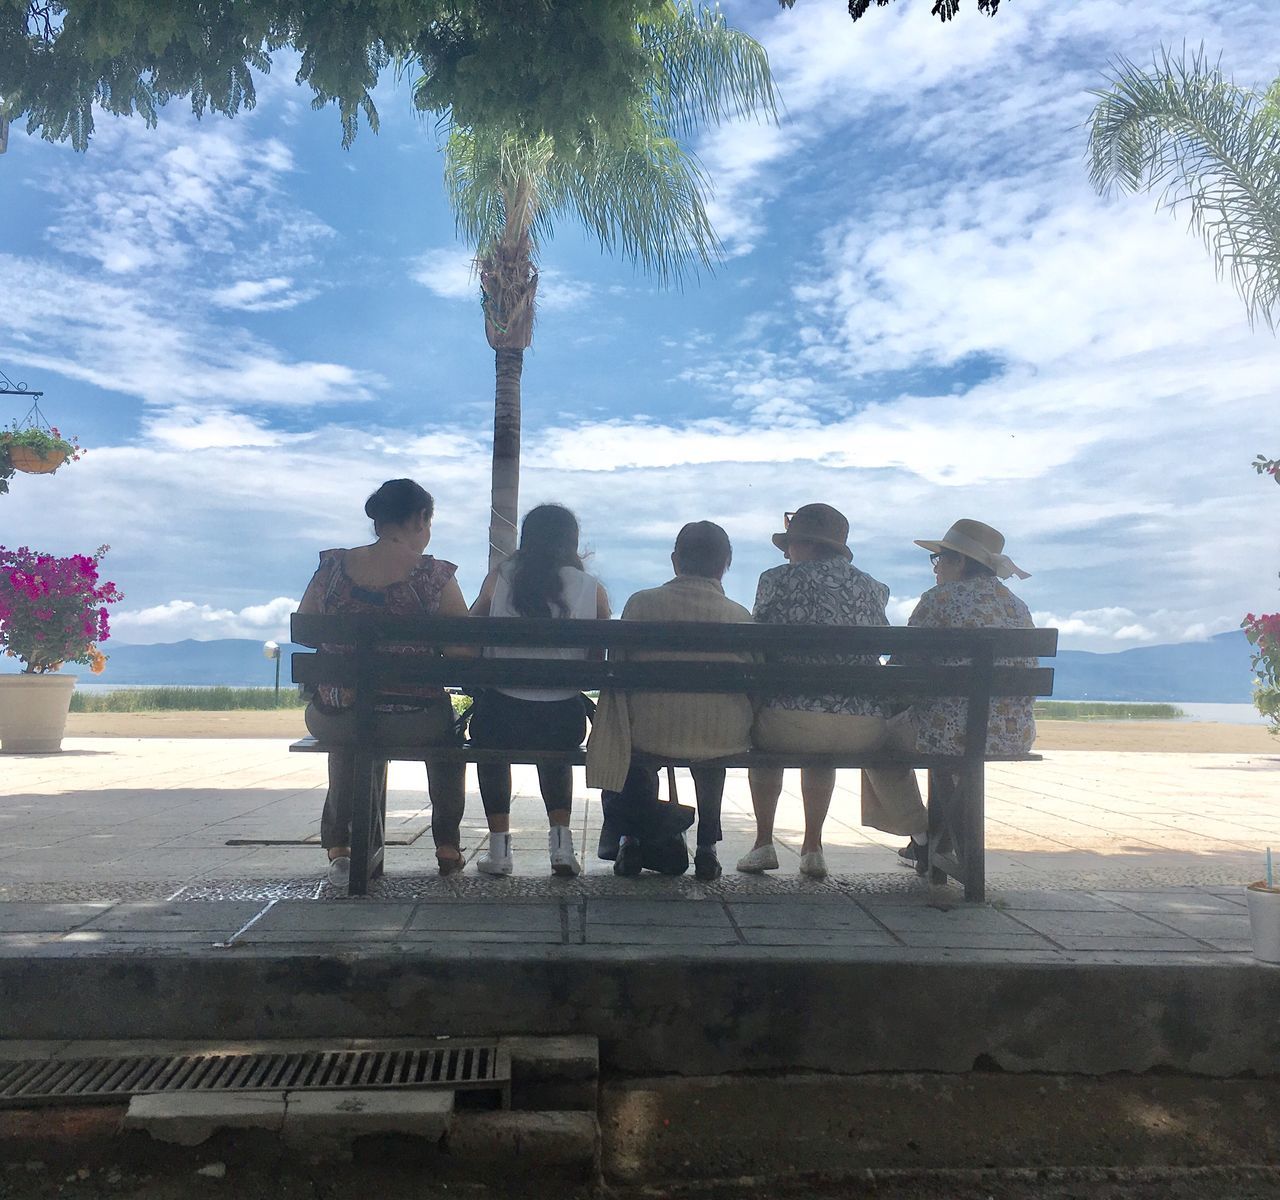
[929,550,963,566]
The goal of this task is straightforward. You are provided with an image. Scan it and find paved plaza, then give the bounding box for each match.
[2,738,1278,893]
[0,738,1277,962]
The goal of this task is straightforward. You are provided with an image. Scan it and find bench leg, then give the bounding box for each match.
[369,767,388,882]
[348,751,379,897]
[961,762,985,903]
[927,770,951,888]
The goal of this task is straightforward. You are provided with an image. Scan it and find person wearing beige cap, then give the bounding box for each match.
[737,503,893,880]
[863,519,1037,876]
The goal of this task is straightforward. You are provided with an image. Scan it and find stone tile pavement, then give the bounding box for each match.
[0,885,1259,962]
[0,737,1275,965]
[2,738,1277,900]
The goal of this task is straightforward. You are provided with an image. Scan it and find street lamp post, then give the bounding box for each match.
[263,640,281,704]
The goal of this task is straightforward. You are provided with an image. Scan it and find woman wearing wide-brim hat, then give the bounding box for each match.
[863,519,1037,876]
[736,503,894,881]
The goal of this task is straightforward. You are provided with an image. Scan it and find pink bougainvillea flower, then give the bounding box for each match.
[0,544,124,673]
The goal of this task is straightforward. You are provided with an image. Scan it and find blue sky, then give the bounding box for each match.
[1,0,1277,654]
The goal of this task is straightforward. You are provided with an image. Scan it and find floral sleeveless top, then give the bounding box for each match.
[308,548,457,713]
[906,576,1037,756]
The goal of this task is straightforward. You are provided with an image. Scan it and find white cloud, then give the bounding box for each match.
[46,121,332,279]
[112,597,300,644]
[537,268,596,311]
[211,276,315,312]
[0,255,381,409]
[410,247,478,301]
[887,595,919,624]
[142,410,285,451]
[1030,607,1245,648]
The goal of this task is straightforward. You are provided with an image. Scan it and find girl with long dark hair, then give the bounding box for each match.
[469,503,610,876]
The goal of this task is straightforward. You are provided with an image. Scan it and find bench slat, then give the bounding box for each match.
[291,653,1055,698]
[291,614,1058,659]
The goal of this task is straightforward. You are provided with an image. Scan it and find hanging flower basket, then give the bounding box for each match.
[7,445,66,474]
[0,411,82,485]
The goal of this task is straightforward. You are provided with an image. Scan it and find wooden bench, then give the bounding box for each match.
[290,613,1058,901]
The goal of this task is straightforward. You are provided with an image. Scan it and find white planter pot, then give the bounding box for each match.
[0,673,77,753]
[1246,882,1280,964]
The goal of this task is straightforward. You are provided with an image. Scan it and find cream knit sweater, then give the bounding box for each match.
[585,575,755,792]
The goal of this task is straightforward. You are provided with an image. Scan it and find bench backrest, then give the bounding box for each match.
[291,614,1057,760]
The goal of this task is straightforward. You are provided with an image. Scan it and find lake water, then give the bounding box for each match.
[1163,702,1267,726]
[72,683,281,693]
[61,685,1269,725]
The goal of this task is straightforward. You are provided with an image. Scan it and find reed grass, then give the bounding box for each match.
[1034,701,1184,721]
[70,687,307,712]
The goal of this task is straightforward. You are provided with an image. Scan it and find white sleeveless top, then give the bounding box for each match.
[486,562,600,702]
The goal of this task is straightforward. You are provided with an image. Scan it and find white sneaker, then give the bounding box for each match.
[326,855,351,889]
[799,850,828,879]
[477,832,513,876]
[548,826,582,877]
[736,843,779,873]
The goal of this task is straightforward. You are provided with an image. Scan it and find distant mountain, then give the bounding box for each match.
[1052,631,1254,703]
[0,630,1257,702]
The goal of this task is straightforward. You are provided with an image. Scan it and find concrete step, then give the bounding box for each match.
[3,944,1278,1076]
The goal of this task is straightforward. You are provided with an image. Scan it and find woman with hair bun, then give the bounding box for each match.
[469,503,610,878]
[299,478,470,887]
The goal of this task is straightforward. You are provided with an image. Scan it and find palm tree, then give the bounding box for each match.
[1086,47,1280,331]
[413,3,778,567]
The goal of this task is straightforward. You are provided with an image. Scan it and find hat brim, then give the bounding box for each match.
[775,531,853,561]
[915,537,982,565]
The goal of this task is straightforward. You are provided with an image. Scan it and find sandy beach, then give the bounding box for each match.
[60,709,1278,753]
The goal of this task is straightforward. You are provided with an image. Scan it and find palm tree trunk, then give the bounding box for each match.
[488,346,524,569]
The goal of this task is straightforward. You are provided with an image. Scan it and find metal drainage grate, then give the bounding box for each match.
[0,1044,510,1109]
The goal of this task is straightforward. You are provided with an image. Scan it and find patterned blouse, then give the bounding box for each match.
[307,548,457,714]
[752,558,890,717]
[907,575,1037,756]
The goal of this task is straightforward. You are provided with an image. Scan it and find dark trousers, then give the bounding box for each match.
[468,690,588,817]
[305,701,464,851]
[602,762,726,849]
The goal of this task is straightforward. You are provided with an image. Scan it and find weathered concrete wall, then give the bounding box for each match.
[3,948,1279,1077]
[601,1074,1280,1183]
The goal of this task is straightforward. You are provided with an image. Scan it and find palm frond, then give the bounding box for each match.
[538,117,722,286]
[1086,46,1280,329]
[641,2,780,140]
[443,127,557,249]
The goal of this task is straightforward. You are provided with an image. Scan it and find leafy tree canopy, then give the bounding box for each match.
[777,0,1006,21]
[0,0,673,151]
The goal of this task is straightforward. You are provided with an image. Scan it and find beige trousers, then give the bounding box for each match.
[751,706,886,754]
[860,712,929,838]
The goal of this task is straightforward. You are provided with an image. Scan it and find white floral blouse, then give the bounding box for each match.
[753,558,891,717]
[906,575,1037,756]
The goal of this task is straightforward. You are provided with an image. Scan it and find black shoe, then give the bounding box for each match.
[693,847,722,881]
[897,839,918,866]
[614,836,643,877]
[914,839,930,877]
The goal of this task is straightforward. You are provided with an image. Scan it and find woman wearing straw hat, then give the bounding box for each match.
[863,519,1036,875]
[737,503,894,880]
